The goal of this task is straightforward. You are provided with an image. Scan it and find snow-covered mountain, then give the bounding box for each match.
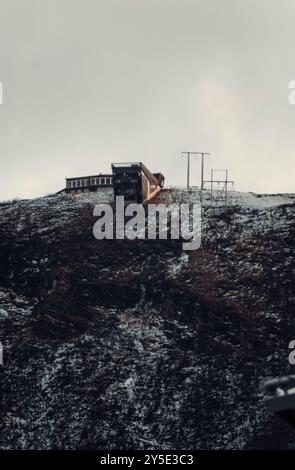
[0,188,295,449]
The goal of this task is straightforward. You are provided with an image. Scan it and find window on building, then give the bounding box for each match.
[96,178,100,185]
[73,181,76,188]
[90,179,95,185]
[101,178,105,185]
[106,178,110,185]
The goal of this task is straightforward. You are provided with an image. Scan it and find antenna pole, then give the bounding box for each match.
[211,169,213,208]
[225,169,228,208]
[201,153,205,190]
[182,151,210,190]
[187,152,190,189]
[204,169,234,211]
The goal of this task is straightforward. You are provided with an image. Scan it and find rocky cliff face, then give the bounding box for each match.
[0,189,295,449]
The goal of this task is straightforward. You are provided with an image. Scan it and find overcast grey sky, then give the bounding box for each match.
[0,0,295,199]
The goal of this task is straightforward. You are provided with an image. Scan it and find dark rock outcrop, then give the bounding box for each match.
[0,190,295,449]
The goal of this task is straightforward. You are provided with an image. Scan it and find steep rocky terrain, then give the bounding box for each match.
[0,188,295,449]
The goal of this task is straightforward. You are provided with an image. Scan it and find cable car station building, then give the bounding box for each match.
[64,162,164,203]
